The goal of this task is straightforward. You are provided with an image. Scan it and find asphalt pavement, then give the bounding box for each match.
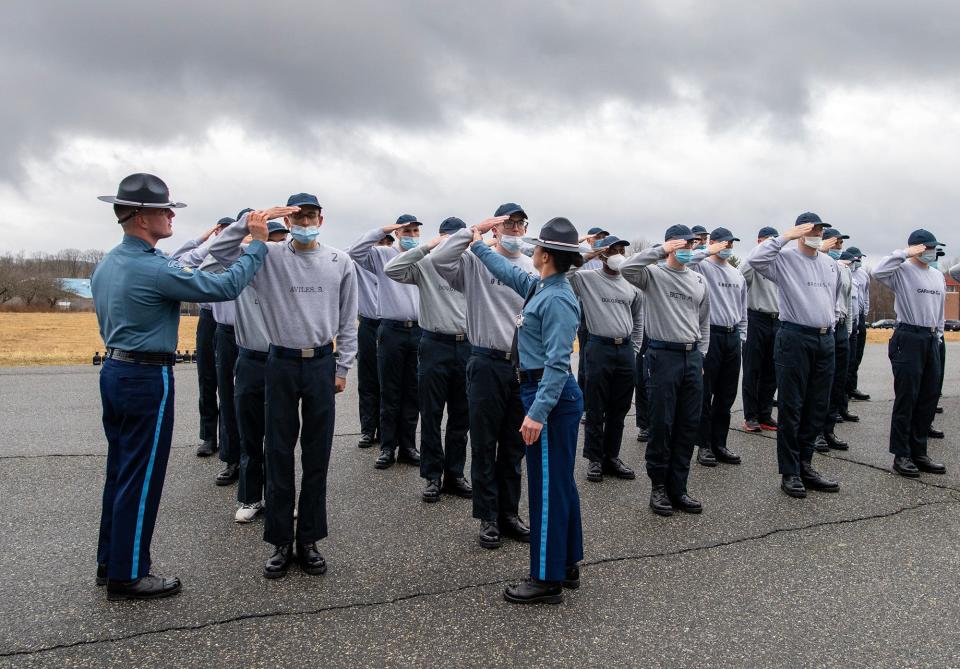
[0,343,958,668]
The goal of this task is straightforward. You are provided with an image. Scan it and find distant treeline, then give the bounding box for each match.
[0,249,103,309]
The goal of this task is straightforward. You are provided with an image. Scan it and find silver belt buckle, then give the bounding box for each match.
[455,334,465,342]
[819,327,827,335]
[614,337,624,345]
[301,348,315,358]
[684,343,693,351]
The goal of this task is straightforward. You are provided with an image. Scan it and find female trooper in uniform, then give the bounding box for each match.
[93,173,270,600]
[469,215,585,605]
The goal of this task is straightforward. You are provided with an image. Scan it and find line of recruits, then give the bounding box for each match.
[91,172,953,605]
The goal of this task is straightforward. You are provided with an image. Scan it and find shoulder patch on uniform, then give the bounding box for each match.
[167,258,193,273]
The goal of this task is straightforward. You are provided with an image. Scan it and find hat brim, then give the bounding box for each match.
[796,221,832,228]
[666,234,697,242]
[521,236,582,253]
[713,236,740,243]
[98,195,186,208]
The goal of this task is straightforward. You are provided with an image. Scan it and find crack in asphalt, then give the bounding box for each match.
[2,496,956,660]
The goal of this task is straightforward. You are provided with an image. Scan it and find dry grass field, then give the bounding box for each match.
[0,313,956,367]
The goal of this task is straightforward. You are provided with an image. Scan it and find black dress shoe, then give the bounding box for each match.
[636,427,650,442]
[893,456,920,478]
[374,448,395,470]
[800,462,840,492]
[586,460,603,482]
[713,446,741,465]
[563,564,580,589]
[296,542,327,575]
[96,563,107,586]
[441,476,473,498]
[670,493,703,514]
[263,544,294,579]
[696,447,717,467]
[649,485,673,516]
[603,457,636,479]
[833,412,845,424]
[503,579,563,605]
[357,433,376,448]
[107,574,182,601]
[422,478,441,503]
[500,514,531,543]
[196,439,217,457]
[848,389,871,401]
[840,410,860,422]
[478,521,501,549]
[215,462,240,486]
[928,427,944,439]
[397,447,421,465]
[814,434,830,453]
[781,475,807,498]
[824,432,849,451]
[913,455,947,474]
[935,406,943,414]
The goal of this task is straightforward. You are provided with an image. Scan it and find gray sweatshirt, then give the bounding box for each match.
[746,236,842,329]
[567,267,643,351]
[835,261,854,335]
[874,250,946,333]
[199,255,237,327]
[687,252,748,339]
[208,244,272,352]
[384,243,468,336]
[356,266,378,319]
[740,260,779,315]
[852,266,870,316]
[620,247,711,355]
[432,228,536,352]
[348,229,419,322]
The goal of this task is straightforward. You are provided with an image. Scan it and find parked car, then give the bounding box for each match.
[944,320,960,332]
[871,319,896,329]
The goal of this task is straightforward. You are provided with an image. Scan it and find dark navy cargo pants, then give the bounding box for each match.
[583,337,635,462]
[235,349,266,504]
[824,321,850,434]
[700,328,741,453]
[214,324,240,465]
[377,321,420,454]
[357,316,381,438]
[741,310,778,424]
[418,332,470,481]
[195,308,218,443]
[888,326,941,459]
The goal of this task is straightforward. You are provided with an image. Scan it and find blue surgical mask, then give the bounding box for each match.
[851,261,862,271]
[717,249,733,260]
[290,225,319,244]
[696,245,707,251]
[828,249,842,260]
[930,261,941,270]
[675,249,694,265]
[500,235,523,253]
[399,236,420,251]
[920,249,938,264]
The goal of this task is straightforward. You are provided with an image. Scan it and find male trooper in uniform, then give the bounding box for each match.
[686,228,748,468]
[356,234,394,449]
[746,212,842,499]
[740,226,780,433]
[874,230,947,478]
[93,173,269,600]
[845,246,872,402]
[621,225,711,517]
[569,235,642,482]
[384,218,473,502]
[349,217,423,469]
[433,202,535,549]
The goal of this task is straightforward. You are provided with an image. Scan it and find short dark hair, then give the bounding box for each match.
[546,249,584,273]
[114,204,137,224]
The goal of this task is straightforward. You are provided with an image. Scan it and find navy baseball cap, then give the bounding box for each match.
[846,246,865,258]
[286,193,322,209]
[495,202,527,218]
[395,214,422,226]
[216,216,235,227]
[822,228,849,240]
[795,212,831,227]
[597,235,628,250]
[665,224,696,242]
[587,226,609,236]
[439,217,466,234]
[907,229,943,247]
[267,220,289,235]
[710,227,740,243]
[691,225,708,235]
[840,251,856,261]
[236,207,254,220]
[758,226,779,239]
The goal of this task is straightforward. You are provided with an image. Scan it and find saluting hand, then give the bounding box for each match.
[248,212,269,241]
[335,377,347,394]
[661,239,688,255]
[905,243,927,258]
[382,222,410,234]
[427,234,445,250]
[474,215,510,235]
[707,241,727,255]
[262,206,300,220]
[519,416,543,446]
[784,223,814,241]
[819,236,839,252]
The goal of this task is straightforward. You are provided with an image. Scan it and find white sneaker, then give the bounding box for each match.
[235,501,264,524]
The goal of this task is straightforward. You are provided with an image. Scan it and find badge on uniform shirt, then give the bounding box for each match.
[516,313,525,328]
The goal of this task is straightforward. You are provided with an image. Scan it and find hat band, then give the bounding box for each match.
[535,239,581,249]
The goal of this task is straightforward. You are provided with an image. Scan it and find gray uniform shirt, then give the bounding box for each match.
[835,261,854,334]
[620,247,711,355]
[199,256,237,327]
[740,260,779,315]
[432,228,536,352]
[567,267,643,351]
[852,266,870,316]
[356,265,379,320]
[384,243,468,336]
[348,229,419,322]
[874,250,945,333]
[746,236,842,329]
[688,252,747,339]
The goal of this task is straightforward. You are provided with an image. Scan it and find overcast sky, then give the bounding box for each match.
[2,0,958,262]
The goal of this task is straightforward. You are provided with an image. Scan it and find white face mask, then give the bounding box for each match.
[605,254,626,272]
[500,235,523,253]
[803,236,822,249]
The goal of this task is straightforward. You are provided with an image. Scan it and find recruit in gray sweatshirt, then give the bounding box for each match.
[873,250,946,333]
[740,260,779,315]
[620,247,711,355]
[199,255,237,327]
[210,244,272,352]
[687,252,748,339]
[746,236,841,329]
[348,228,419,322]
[356,266,378,320]
[432,228,536,353]
[567,267,643,351]
[208,218,359,376]
[836,261,854,334]
[384,243,468,336]
[852,266,870,316]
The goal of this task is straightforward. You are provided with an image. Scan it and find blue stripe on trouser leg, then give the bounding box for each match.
[132,365,170,578]
[521,374,584,582]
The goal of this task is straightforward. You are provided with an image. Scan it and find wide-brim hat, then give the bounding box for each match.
[98,173,186,208]
[522,217,581,253]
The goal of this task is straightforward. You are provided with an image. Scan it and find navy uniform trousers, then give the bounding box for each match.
[98,359,174,581]
[823,319,850,435]
[888,325,941,459]
[466,349,525,522]
[845,314,868,396]
[700,327,741,453]
[634,336,649,431]
[235,349,267,504]
[520,374,584,582]
[357,316,381,439]
[582,336,635,462]
[195,307,219,444]
[741,310,779,424]
[774,323,835,476]
[377,320,420,454]
[418,332,470,481]
[263,346,336,546]
[644,343,703,497]
[214,324,240,465]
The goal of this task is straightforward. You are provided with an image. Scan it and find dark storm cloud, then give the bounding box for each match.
[2,0,959,179]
